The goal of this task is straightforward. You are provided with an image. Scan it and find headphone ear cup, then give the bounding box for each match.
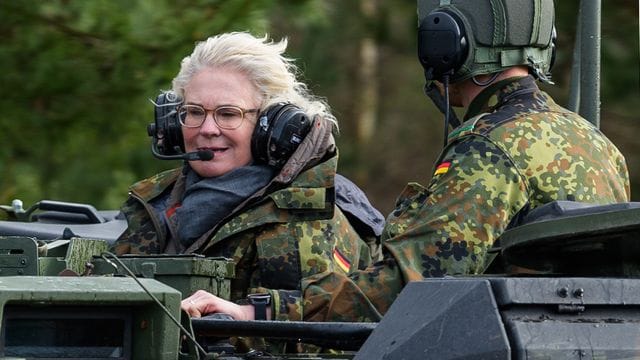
[251,103,312,168]
[150,92,185,156]
[166,111,185,154]
[418,10,468,81]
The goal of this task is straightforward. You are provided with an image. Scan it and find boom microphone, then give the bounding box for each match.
[150,145,214,161]
[192,150,214,161]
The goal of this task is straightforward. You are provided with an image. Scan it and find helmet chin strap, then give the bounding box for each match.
[424,75,460,147]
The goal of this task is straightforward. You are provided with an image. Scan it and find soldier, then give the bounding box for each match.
[111,32,384,332]
[301,0,630,321]
[185,0,630,323]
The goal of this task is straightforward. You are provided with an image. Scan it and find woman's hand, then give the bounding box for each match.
[181,290,255,320]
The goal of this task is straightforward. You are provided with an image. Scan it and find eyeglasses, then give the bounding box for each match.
[177,104,259,130]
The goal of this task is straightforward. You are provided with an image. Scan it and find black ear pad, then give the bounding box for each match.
[418,10,469,81]
[251,103,312,168]
[148,92,185,156]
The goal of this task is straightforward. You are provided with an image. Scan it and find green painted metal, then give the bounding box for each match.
[0,237,38,276]
[0,236,234,359]
[90,255,235,299]
[0,276,182,359]
[0,237,110,276]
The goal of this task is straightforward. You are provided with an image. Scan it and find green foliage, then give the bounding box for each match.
[1,0,638,213]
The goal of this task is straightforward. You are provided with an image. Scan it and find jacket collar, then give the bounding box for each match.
[465,75,538,120]
[128,168,182,202]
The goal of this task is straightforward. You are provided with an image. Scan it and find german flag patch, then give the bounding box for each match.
[333,248,351,273]
[434,161,451,176]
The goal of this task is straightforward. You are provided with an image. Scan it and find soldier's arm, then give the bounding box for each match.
[384,134,529,276]
[261,220,380,321]
[301,135,529,322]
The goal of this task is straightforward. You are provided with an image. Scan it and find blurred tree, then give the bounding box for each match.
[0,0,637,215]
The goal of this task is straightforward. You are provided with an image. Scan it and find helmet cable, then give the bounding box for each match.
[442,74,451,147]
[471,72,501,87]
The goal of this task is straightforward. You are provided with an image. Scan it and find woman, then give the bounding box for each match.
[112,32,382,325]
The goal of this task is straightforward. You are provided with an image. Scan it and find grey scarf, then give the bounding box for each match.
[175,164,276,247]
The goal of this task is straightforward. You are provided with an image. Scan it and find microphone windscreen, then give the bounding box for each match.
[196,150,214,161]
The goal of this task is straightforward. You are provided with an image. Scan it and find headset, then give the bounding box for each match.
[418,9,469,83]
[147,91,312,168]
[250,102,312,168]
[416,1,556,146]
[417,9,469,145]
[417,9,468,146]
[417,1,556,84]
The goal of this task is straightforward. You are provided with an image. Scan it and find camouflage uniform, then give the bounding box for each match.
[112,119,375,324]
[303,76,630,322]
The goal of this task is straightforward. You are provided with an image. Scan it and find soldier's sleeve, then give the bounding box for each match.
[244,206,378,322]
[302,258,402,322]
[301,135,529,321]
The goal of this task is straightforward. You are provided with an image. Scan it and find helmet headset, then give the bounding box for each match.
[147,91,312,168]
[417,0,556,145]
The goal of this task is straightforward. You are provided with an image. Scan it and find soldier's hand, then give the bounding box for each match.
[181,290,255,320]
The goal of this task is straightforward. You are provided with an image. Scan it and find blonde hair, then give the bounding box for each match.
[172,32,337,129]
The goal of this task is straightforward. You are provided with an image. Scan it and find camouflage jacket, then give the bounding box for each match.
[112,119,375,324]
[303,76,630,322]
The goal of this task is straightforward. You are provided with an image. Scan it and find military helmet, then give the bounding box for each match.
[417,0,556,84]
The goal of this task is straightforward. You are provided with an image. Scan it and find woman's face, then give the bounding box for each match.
[182,67,260,178]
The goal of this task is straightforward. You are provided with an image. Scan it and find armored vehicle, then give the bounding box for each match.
[1,1,638,359]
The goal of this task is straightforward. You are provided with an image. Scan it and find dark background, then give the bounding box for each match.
[1,0,638,215]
